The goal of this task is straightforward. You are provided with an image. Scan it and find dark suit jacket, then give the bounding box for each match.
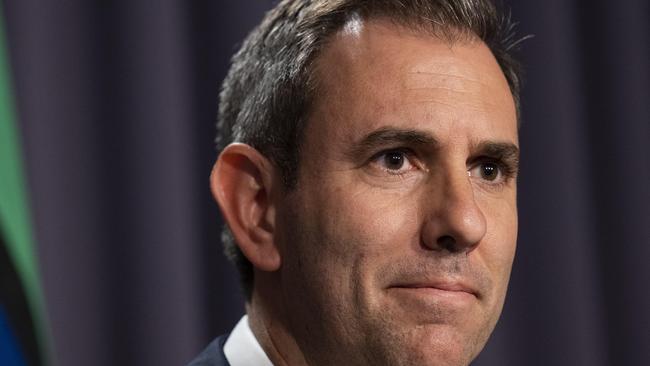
[187,334,231,366]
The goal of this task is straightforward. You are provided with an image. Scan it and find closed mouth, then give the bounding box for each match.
[390,281,479,299]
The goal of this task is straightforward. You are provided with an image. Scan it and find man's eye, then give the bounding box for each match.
[479,163,499,181]
[469,162,504,183]
[384,151,406,169]
[371,150,415,174]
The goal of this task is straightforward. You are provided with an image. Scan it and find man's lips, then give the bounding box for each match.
[389,281,479,299]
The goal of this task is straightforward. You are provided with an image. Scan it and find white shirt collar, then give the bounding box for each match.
[224,315,274,366]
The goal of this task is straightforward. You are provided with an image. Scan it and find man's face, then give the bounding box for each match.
[274,19,518,366]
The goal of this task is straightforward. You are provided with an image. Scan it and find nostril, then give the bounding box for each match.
[436,235,457,252]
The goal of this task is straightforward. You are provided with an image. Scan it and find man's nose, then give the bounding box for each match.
[420,171,487,254]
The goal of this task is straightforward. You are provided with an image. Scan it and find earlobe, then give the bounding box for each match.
[210,143,281,272]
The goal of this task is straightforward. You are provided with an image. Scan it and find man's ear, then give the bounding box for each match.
[210,143,281,272]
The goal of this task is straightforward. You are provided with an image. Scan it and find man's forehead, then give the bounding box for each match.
[320,18,508,90]
[309,18,517,148]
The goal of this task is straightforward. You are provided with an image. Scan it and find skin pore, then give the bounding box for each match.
[215,17,519,366]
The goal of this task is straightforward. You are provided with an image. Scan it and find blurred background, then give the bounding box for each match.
[0,0,648,365]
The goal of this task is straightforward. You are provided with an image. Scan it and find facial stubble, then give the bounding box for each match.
[277,197,501,366]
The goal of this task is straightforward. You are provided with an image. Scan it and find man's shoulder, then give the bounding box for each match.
[187,334,230,366]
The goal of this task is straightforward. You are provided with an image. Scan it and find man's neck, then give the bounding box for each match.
[247,288,311,366]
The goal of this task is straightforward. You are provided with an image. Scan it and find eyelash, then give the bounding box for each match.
[369,149,418,176]
[470,157,520,190]
[368,149,517,184]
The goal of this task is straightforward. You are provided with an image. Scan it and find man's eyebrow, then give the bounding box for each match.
[473,141,520,170]
[346,127,439,158]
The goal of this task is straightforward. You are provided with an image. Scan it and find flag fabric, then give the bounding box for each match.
[0,6,48,366]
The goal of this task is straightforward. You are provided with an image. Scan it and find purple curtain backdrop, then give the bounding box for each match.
[2,0,648,365]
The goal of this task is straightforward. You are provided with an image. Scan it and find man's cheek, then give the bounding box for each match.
[478,199,517,255]
[477,230,516,279]
[329,187,419,252]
